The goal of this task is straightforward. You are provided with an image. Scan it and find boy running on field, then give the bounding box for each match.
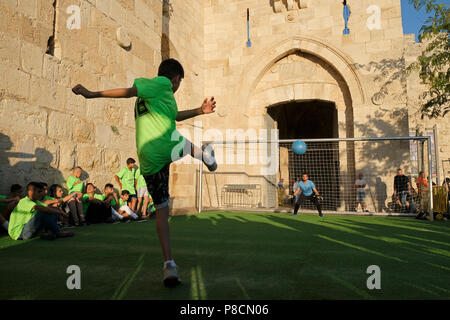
[73,58,217,287]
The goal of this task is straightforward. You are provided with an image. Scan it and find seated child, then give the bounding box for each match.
[82,183,112,224]
[111,190,140,222]
[49,184,75,226]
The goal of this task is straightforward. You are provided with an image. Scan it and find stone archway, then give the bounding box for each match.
[237,37,366,211]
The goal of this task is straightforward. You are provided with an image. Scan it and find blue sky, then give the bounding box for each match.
[401,0,450,41]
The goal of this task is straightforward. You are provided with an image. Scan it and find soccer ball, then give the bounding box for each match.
[293,140,307,155]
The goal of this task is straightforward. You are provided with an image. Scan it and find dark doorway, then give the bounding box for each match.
[268,100,340,211]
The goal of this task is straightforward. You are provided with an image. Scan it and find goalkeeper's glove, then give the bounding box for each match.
[316,195,324,201]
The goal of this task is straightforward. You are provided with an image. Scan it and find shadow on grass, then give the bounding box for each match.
[0,213,449,300]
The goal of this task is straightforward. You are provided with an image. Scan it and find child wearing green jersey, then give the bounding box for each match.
[73,58,217,287]
[115,158,138,212]
[82,183,113,224]
[66,167,86,226]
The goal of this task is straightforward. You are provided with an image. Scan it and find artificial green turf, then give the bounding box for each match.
[0,212,449,300]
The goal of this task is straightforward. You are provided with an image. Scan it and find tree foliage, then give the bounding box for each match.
[406,0,450,118]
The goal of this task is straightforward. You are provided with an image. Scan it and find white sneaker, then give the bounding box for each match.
[163,263,181,287]
[202,144,217,172]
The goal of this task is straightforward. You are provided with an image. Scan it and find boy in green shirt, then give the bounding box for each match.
[8,182,74,240]
[66,167,86,226]
[82,183,112,224]
[115,158,138,212]
[0,184,23,231]
[73,58,217,287]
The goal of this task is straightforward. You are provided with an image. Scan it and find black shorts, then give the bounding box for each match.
[144,163,171,209]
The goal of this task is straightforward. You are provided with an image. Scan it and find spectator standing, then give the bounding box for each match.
[393,168,411,213]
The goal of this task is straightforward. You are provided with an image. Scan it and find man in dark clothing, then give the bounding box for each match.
[393,168,411,212]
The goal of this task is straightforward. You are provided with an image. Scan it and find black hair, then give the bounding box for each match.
[27,182,44,191]
[121,190,130,196]
[40,182,48,188]
[126,158,136,165]
[158,58,184,80]
[10,184,22,193]
[49,184,62,198]
[105,183,114,189]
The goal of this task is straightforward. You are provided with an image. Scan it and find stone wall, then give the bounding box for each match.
[0,0,204,208]
[0,0,448,211]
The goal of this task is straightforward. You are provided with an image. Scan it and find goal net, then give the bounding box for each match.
[197,137,434,217]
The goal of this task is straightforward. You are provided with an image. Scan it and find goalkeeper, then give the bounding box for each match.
[292,173,324,217]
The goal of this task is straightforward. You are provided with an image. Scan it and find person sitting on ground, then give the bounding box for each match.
[82,183,113,224]
[115,158,138,212]
[103,183,123,221]
[66,167,86,226]
[8,182,74,241]
[48,184,74,227]
[6,184,23,202]
[112,190,140,222]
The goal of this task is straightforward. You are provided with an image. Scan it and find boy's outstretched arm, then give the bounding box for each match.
[72,84,137,99]
[176,97,216,122]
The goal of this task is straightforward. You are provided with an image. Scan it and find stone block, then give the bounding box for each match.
[30,75,56,108]
[76,144,103,170]
[17,0,37,19]
[0,32,20,66]
[59,143,77,170]
[73,117,94,143]
[0,63,30,100]
[20,41,44,76]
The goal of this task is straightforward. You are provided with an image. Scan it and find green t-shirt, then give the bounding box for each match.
[133,77,186,176]
[44,196,55,201]
[135,168,147,190]
[116,167,137,195]
[82,193,105,215]
[67,176,84,193]
[8,197,47,240]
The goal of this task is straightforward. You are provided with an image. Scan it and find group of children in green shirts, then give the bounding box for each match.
[64,158,156,226]
[0,158,156,241]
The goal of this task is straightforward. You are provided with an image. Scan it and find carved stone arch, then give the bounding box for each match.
[235,36,366,116]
